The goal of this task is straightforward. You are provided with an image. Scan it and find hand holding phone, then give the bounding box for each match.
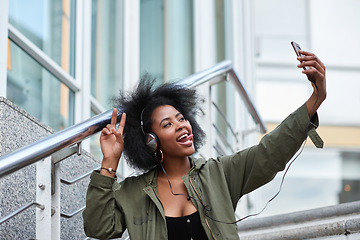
[291,41,309,70]
[291,41,315,83]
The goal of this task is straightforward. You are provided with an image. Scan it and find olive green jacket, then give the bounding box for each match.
[83,104,322,240]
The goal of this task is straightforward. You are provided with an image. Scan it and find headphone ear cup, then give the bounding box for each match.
[145,133,160,152]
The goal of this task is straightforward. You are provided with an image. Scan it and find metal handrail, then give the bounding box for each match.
[176,61,267,133]
[212,101,238,141]
[61,206,86,219]
[60,167,126,186]
[60,167,100,185]
[175,61,232,88]
[227,69,267,133]
[0,59,267,238]
[212,124,235,153]
[0,60,266,179]
[0,202,45,224]
[0,108,122,178]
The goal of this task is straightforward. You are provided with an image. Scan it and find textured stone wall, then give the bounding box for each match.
[0,97,102,239]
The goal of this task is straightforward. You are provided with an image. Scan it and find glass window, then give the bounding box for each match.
[7,41,74,131]
[140,0,194,83]
[9,0,76,76]
[213,0,240,155]
[339,151,360,203]
[140,0,164,82]
[212,82,234,156]
[91,0,124,110]
[215,0,225,62]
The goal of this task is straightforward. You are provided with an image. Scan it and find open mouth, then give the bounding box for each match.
[177,133,194,145]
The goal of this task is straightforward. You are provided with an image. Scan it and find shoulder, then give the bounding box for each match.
[192,155,228,172]
[119,168,156,189]
[193,150,249,167]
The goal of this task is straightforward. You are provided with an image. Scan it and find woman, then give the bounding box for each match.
[83,50,326,240]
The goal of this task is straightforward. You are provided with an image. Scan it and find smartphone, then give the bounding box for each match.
[291,41,314,83]
[291,41,309,70]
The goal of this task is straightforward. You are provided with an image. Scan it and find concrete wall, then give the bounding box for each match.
[0,97,103,239]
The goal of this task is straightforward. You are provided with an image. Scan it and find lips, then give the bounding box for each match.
[177,133,194,146]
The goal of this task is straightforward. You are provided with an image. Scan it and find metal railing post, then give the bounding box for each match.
[36,156,52,239]
[51,159,61,240]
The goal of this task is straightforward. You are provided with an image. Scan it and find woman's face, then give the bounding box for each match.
[151,105,195,158]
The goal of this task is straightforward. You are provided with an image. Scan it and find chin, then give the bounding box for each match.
[176,147,195,158]
[186,146,196,156]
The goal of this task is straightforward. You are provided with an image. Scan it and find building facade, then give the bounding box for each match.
[1,0,359,235]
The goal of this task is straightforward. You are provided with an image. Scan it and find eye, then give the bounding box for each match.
[163,122,172,128]
[178,116,185,122]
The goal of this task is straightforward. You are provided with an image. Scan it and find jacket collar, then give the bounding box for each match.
[142,156,207,186]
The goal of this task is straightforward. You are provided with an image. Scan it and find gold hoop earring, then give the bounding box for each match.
[155,150,164,163]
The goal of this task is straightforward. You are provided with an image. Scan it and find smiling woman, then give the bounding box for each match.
[83,51,327,239]
[151,105,195,160]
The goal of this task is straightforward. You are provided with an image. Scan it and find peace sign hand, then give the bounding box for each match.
[100,108,126,176]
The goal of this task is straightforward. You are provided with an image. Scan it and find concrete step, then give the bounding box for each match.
[238,200,360,239]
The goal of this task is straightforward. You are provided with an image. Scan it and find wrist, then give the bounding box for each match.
[101,167,116,174]
[100,166,117,177]
[312,90,326,104]
[100,158,119,177]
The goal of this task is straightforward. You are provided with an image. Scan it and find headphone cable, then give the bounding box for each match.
[159,93,319,225]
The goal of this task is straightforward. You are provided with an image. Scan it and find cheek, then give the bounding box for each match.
[155,130,173,146]
[158,133,172,143]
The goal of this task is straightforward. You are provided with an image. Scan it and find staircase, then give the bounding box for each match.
[0,96,100,239]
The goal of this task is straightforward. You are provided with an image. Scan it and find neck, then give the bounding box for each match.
[158,155,191,178]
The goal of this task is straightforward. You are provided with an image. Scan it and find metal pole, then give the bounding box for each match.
[36,157,52,239]
[0,108,122,178]
[51,159,61,240]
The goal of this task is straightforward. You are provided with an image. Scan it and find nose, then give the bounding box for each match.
[176,122,186,131]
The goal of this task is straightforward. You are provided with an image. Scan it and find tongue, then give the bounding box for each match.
[178,134,193,143]
[178,137,188,143]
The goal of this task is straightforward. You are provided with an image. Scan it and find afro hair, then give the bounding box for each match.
[113,73,206,173]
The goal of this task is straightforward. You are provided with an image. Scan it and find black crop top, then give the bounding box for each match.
[166,211,209,240]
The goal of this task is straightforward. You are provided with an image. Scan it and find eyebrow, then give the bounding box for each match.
[159,112,182,126]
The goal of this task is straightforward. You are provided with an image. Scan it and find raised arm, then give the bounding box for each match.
[83,108,127,239]
[221,51,326,203]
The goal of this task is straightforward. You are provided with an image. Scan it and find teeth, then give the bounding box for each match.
[177,133,188,141]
